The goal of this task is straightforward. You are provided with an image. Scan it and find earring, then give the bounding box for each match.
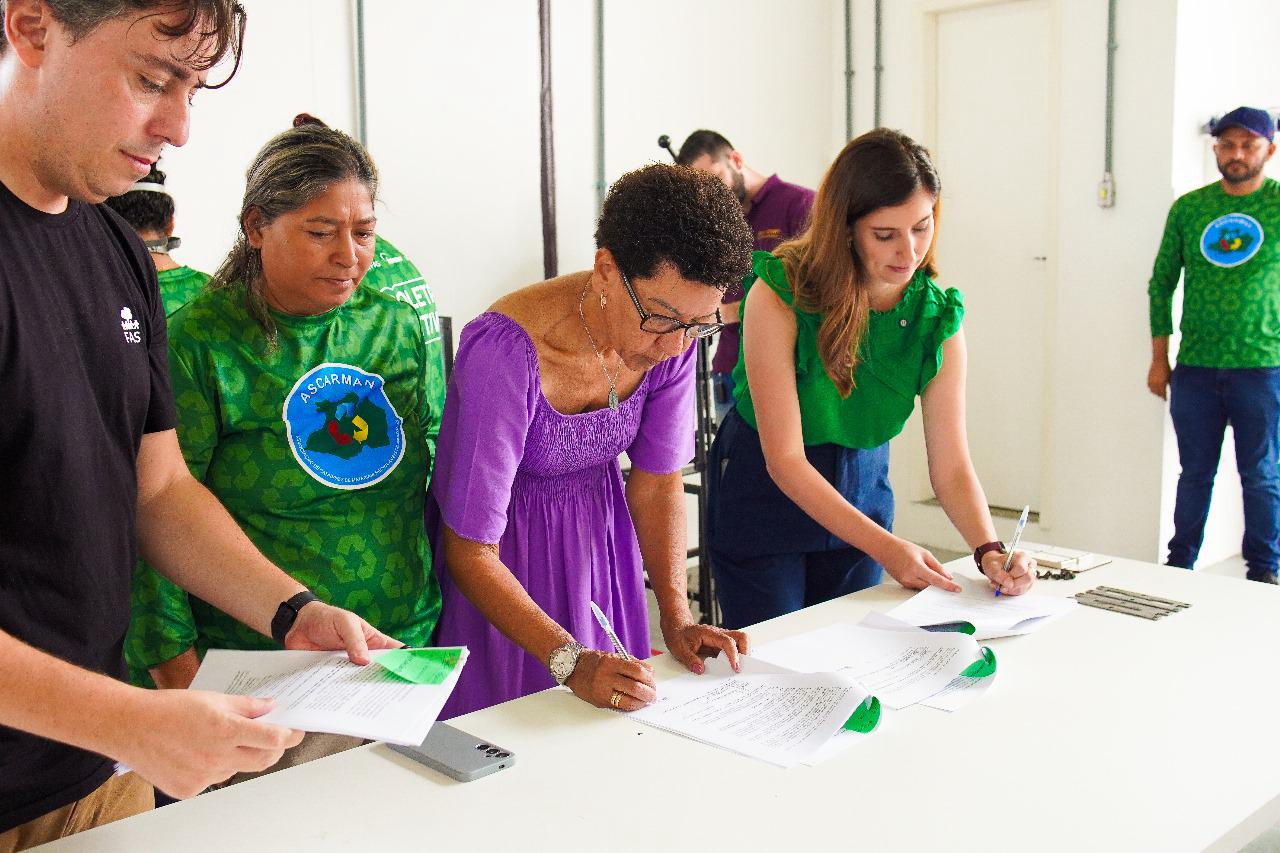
[599,291,607,309]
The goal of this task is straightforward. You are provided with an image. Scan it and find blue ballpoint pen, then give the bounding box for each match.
[996,505,1030,597]
[589,601,632,660]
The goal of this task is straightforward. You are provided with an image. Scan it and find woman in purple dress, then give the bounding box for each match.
[431,165,754,717]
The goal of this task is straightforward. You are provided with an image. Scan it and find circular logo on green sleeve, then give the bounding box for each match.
[1200,213,1264,268]
[283,363,405,489]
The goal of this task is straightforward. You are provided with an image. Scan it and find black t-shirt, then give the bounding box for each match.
[0,179,175,832]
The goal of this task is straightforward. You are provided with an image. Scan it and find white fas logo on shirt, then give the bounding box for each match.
[120,306,142,344]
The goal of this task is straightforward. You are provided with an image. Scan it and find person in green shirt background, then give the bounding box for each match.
[126,121,440,781]
[362,233,445,469]
[706,128,1035,630]
[1147,106,1280,583]
[105,163,211,317]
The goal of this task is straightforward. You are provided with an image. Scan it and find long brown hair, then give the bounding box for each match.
[775,128,941,397]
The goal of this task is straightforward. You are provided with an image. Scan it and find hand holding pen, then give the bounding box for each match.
[981,505,1036,597]
[564,607,656,713]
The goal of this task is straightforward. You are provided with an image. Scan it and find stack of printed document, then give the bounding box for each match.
[630,620,997,768]
[755,614,996,718]
[886,576,1078,640]
[629,656,879,768]
[189,647,468,746]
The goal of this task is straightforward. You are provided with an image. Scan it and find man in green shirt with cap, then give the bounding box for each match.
[1148,105,1280,582]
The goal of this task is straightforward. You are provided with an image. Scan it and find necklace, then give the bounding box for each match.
[578,282,621,411]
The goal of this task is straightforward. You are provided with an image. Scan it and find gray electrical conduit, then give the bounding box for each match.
[873,0,883,128]
[353,0,368,147]
[539,0,558,279]
[844,0,854,140]
[1100,0,1118,206]
[594,0,606,213]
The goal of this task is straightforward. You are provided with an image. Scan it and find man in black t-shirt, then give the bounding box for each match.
[0,3,402,847]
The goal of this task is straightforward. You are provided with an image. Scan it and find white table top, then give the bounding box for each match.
[39,558,1280,853]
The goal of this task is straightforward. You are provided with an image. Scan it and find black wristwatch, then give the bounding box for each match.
[973,541,1006,576]
[271,590,319,645]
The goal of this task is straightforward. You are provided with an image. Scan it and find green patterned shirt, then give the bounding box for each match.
[157,265,210,318]
[1149,178,1280,367]
[126,284,441,681]
[361,236,446,474]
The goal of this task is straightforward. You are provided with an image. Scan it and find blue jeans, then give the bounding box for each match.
[1167,365,1280,575]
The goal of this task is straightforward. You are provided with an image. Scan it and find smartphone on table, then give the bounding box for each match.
[388,722,516,782]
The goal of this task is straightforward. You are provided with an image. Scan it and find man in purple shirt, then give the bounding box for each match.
[677,130,815,420]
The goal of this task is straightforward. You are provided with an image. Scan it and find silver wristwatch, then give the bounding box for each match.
[547,641,584,685]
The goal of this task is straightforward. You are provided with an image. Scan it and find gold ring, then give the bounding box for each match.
[610,690,622,708]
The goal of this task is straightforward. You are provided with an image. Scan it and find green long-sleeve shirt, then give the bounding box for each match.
[1149,178,1280,367]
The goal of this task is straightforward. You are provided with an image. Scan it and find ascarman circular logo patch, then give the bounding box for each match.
[283,363,405,490]
[1200,213,1264,268]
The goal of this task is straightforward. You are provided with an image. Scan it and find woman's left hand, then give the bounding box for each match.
[661,616,750,675]
[980,550,1036,596]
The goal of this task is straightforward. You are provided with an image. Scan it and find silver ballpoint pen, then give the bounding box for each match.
[996,505,1030,597]
[589,601,632,660]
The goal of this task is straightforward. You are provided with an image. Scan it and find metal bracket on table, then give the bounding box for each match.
[1074,586,1190,620]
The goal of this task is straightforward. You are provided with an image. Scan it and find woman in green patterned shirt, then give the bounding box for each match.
[707,129,1035,630]
[127,123,439,780]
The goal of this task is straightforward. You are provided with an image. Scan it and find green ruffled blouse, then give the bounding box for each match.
[733,250,965,449]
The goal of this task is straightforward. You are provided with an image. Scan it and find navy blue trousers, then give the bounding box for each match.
[706,409,893,630]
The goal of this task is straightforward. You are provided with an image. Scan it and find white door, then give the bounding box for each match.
[933,0,1052,512]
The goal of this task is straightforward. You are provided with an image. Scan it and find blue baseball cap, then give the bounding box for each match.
[1212,106,1276,142]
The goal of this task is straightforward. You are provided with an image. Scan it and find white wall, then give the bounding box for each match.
[363,1,543,331]
[363,0,843,330]
[163,0,358,276]
[882,0,1179,562]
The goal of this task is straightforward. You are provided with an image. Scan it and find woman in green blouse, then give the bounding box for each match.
[707,128,1035,630]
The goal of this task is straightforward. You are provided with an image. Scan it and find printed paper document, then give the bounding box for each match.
[886,576,1077,640]
[629,656,872,768]
[855,612,995,712]
[753,620,985,710]
[189,648,468,746]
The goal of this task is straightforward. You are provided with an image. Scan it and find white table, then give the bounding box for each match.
[40,558,1280,853]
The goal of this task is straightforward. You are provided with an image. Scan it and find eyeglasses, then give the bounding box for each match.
[618,270,723,339]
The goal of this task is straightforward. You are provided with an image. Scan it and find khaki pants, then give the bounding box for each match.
[208,732,365,790]
[0,772,153,853]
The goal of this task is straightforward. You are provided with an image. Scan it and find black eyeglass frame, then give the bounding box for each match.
[617,270,724,340]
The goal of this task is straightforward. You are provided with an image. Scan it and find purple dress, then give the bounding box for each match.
[430,312,695,718]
